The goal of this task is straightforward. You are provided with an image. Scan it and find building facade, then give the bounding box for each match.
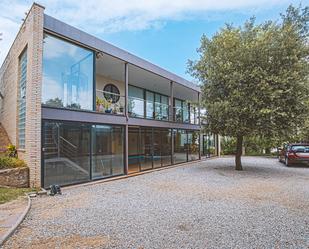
[0,3,218,188]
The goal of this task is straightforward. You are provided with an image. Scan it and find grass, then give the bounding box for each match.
[0,187,38,204]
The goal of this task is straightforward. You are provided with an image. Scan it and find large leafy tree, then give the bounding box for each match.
[188,5,309,170]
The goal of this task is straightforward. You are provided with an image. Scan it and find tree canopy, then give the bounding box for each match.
[188,5,309,170]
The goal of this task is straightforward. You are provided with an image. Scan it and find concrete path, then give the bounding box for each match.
[0,196,29,245]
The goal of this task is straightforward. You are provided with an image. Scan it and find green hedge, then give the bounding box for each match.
[0,157,27,170]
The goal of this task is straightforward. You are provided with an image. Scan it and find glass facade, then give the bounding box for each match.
[42,121,125,187]
[128,86,144,118]
[174,129,188,163]
[92,125,124,179]
[202,134,217,157]
[40,35,202,187]
[128,85,169,121]
[174,99,199,124]
[42,121,91,187]
[42,34,94,110]
[128,127,173,174]
[18,49,27,149]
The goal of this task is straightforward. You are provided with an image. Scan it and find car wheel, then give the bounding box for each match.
[285,157,290,166]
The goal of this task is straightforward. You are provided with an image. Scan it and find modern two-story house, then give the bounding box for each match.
[0,3,219,188]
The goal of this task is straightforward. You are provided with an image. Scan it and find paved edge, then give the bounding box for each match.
[63,157,219,191]
[0,194,31,246]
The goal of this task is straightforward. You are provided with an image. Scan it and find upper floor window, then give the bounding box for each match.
[42,34,94,111]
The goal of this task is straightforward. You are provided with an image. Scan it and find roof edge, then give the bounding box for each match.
[43,14,201,92]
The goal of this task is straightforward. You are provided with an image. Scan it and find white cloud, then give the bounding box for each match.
[0,0,291,65]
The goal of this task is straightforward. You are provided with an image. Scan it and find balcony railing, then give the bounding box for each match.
[95,91,200,124]
[173,106,199,125]
[128,96,169,121]
[96,90,125,115]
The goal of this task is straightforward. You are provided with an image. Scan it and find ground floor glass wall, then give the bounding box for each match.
[42,120,124,188]
[128,127,173,174]
[42,121,200,187]
[201,134,217,157]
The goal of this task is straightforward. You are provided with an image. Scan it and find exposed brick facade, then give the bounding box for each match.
[0,3,44,187]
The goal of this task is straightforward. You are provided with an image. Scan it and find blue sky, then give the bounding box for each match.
[0,0,307,82]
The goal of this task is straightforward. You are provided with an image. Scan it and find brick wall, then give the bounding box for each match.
[0,3,44,187]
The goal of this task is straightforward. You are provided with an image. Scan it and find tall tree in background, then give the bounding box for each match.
[188,5,309,170]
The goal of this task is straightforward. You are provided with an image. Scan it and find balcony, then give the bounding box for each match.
[96,90,125,115]
[128,96,169,121]
[173,105,199,125]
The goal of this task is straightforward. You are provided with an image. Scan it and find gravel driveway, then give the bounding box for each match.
[2,157,309,249]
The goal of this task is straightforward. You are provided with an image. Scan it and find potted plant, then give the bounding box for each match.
[96,96,105,112]
[103,98,113,113]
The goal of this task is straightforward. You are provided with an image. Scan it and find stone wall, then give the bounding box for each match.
[0,167,29,188]
[0,3,45,187]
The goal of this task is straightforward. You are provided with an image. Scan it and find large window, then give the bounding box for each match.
[128,86,144,118]
[188,131,200,161]
[92,125,124,179]
[174,99,199,124]
[42,121,125,187]
[42,34,94,110]
[42,121,91,188]
[174,129,187,164]
[128,127,172,173]
[18,49,27,149]
[128,86,169,121]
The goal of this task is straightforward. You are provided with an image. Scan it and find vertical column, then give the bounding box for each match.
[124,63,129,174]
[169,81,174,122]
[198,91,201,125]
[124,63,129,119]
[171,129,174,165]
[169,81,174,164]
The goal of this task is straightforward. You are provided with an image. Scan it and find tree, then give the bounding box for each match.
[188,5,309,170]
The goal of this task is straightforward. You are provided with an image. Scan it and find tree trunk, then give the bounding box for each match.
[235,135,243,170]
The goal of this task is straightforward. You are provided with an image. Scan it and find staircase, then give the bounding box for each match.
[0,123,11,153]
[43,124,88,175]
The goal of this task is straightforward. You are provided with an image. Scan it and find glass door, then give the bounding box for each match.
[128,127,141,174]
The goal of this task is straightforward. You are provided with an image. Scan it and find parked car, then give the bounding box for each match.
[278,143,309,166]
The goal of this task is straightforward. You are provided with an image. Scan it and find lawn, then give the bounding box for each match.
[0,187,36,204]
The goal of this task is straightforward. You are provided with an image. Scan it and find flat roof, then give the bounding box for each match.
[43,14,200,93]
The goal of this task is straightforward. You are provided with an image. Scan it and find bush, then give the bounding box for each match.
[0,157,27,170]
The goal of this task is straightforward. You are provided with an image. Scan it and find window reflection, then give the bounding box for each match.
[42,34,94,110]
[92,125,124,179]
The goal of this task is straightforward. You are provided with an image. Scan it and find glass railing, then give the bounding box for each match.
[95,92,200,124]
[96,90,125,115]
[173,106,199,124]
[128,96,169,121]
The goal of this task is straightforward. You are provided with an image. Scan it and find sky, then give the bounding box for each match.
[0,0,307,82]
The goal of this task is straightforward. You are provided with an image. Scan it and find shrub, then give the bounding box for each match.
[0,157,27,170]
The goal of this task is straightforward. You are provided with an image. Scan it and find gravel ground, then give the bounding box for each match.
[2,157,309,249]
